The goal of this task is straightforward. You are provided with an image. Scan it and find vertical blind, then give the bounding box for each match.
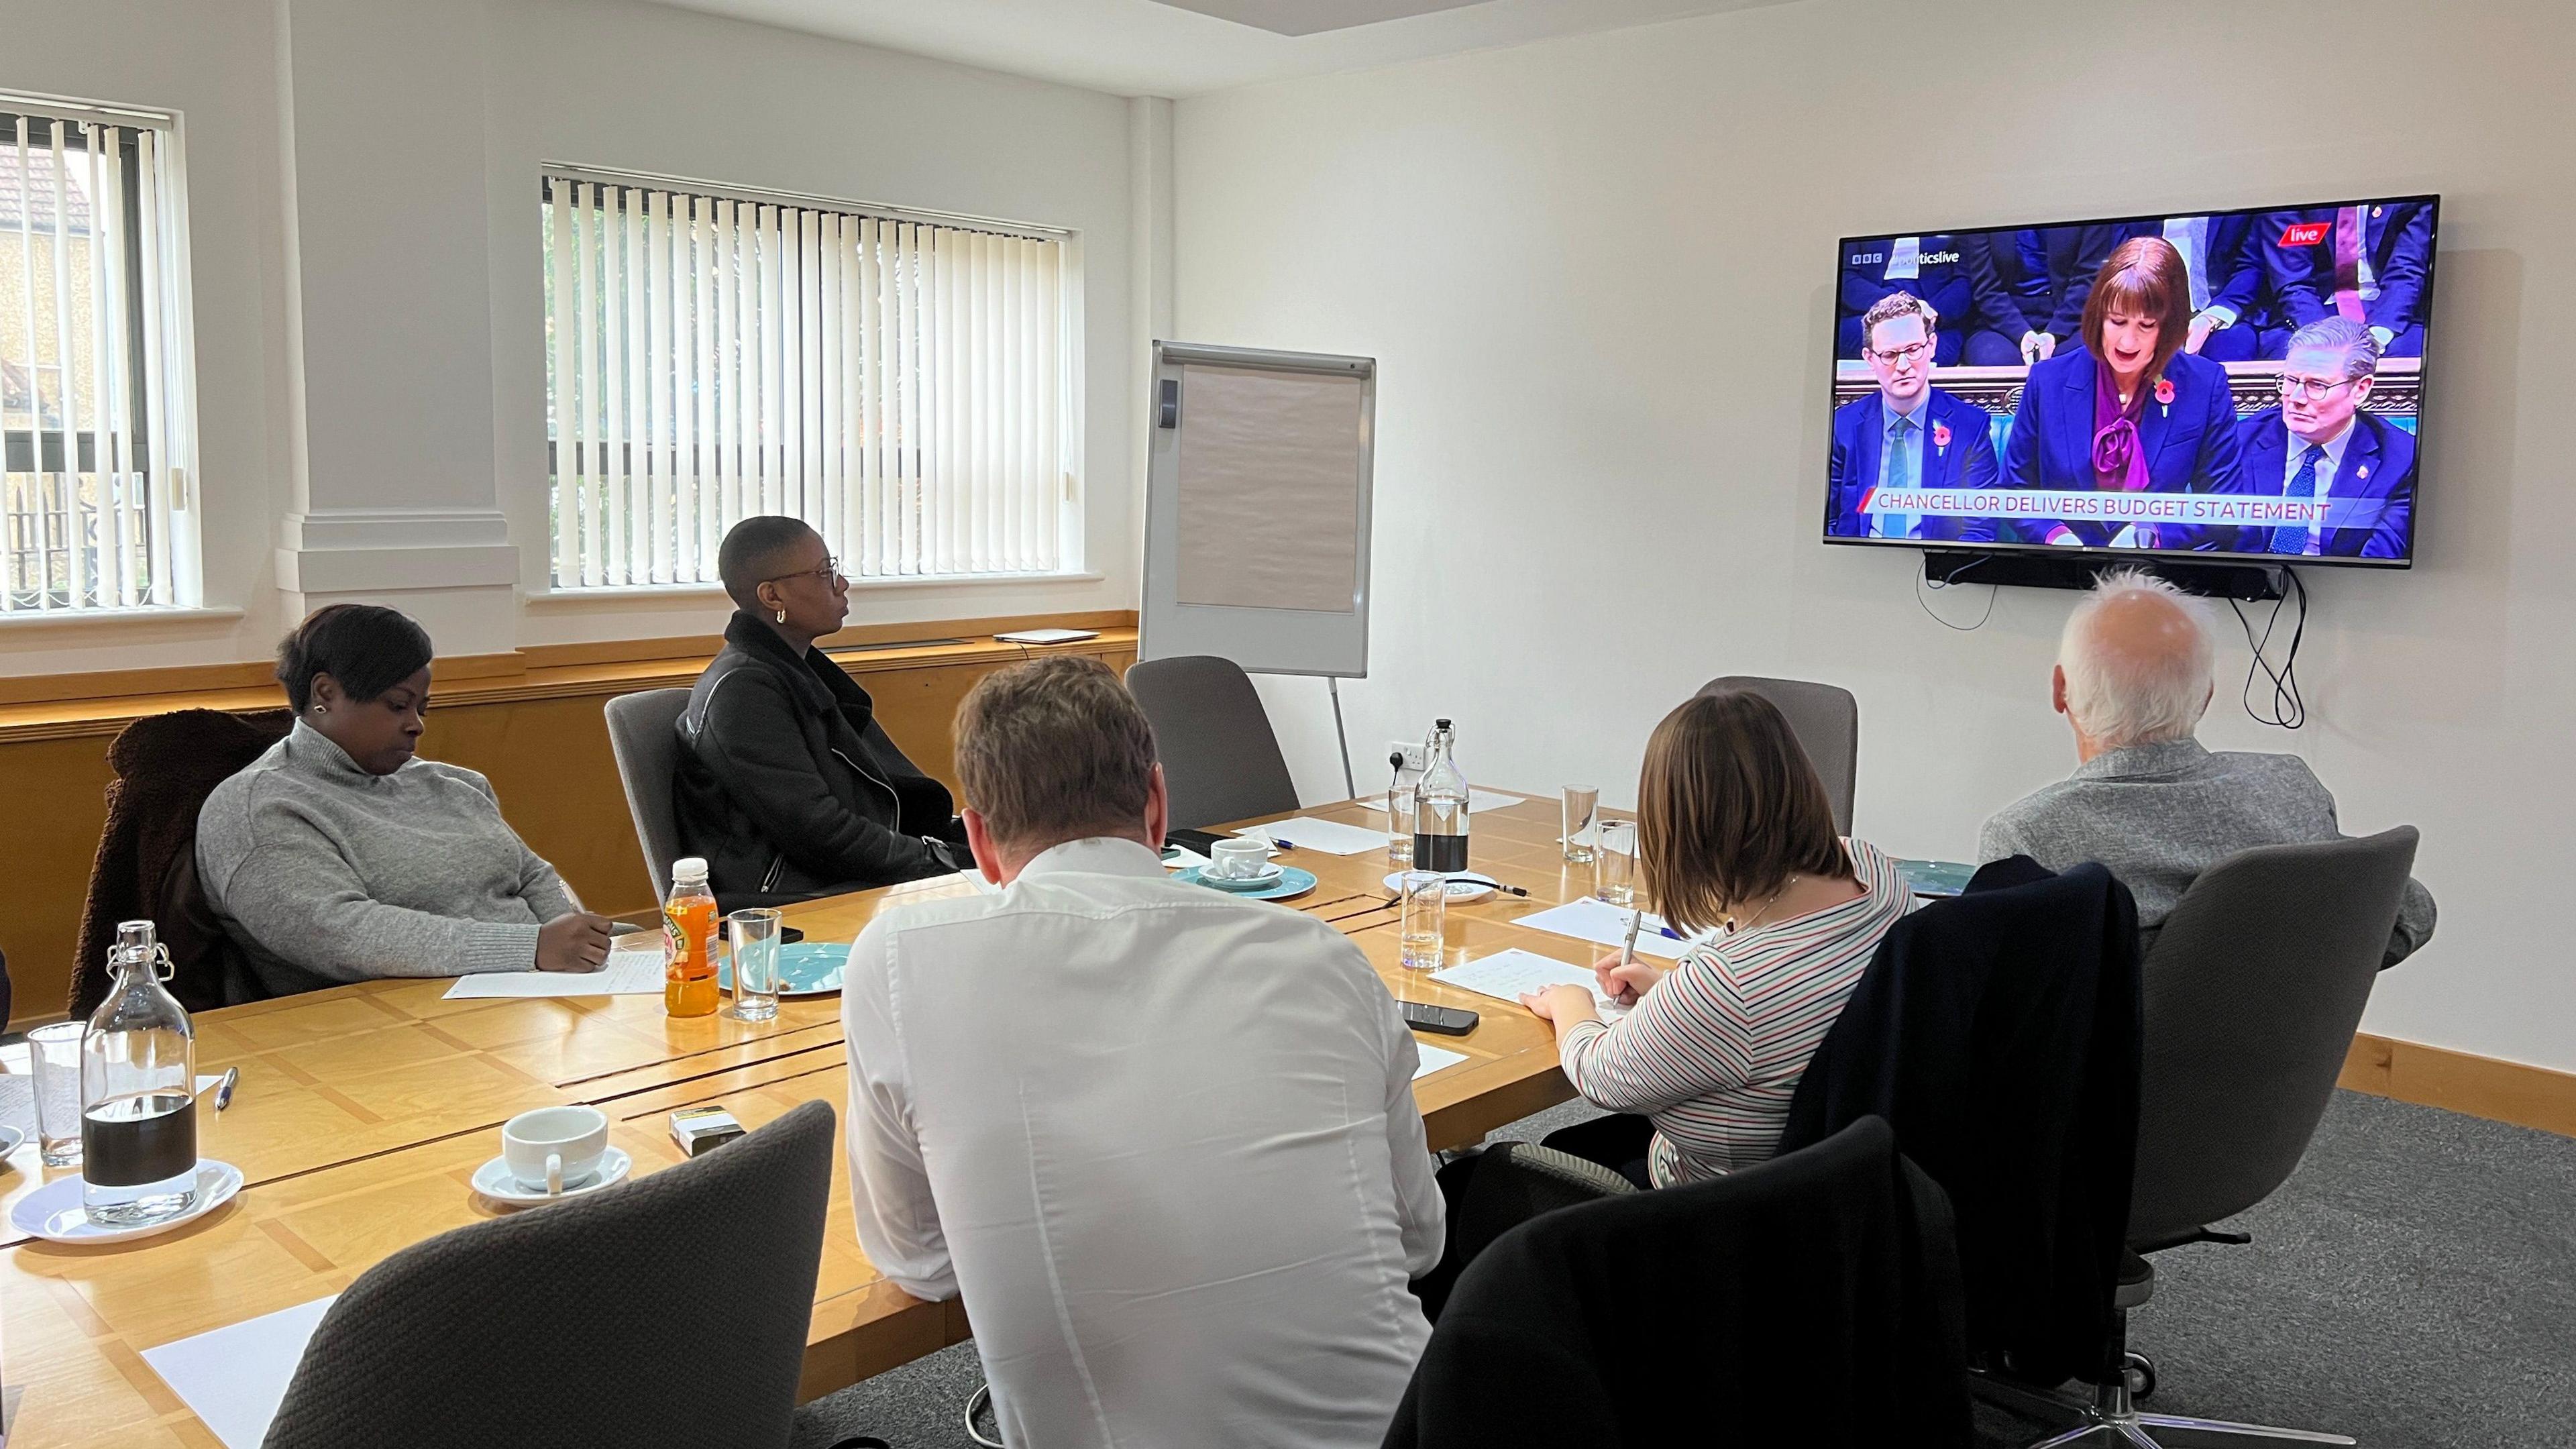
[543,172,1071,589]
[1,104,189,614]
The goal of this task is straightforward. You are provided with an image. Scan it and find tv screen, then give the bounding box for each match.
[1823,197,2436,568]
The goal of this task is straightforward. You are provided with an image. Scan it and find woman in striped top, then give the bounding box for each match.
[1521,690,1910,1187]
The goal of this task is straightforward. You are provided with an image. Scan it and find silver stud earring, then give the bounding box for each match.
[775,608,787,624]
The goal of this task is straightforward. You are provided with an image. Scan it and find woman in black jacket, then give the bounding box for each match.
[672,517,970,908]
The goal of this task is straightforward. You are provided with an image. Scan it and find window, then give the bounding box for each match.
[1,98,197,614]
[541,168,1074,590]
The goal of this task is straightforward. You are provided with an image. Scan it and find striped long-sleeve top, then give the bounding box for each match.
[1557,839,1909,1187]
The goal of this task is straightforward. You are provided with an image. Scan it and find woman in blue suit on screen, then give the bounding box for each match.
[2002,235,2243,547]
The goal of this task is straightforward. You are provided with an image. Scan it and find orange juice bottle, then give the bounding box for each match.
[663,857,720,1018]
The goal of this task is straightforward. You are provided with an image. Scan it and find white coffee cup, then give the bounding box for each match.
[1210,839,1274,880]
[502,1105,610,1195]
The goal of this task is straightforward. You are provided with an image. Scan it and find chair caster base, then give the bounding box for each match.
[1984,1356,2355,1448]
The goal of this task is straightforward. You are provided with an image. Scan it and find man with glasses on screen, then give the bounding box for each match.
[2209,318,2415,558]
[1828,292,2000,541]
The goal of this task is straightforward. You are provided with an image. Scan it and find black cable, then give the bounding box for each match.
[2229,565,2307,729]
[1915,554,1999,632]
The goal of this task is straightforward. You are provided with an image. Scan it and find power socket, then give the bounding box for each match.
[1387,741,1427,773]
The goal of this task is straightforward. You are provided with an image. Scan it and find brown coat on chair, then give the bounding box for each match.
[70,708,296,1018]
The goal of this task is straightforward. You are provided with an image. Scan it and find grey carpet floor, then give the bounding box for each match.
[794,1089,2576,1449]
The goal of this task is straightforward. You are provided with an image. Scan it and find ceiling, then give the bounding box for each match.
[639,0,1788,98]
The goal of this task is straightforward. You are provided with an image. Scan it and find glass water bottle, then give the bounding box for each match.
[81,920,199,1227]
[1412,719,1471,873]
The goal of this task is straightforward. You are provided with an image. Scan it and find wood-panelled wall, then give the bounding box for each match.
[0,621,1134,1028]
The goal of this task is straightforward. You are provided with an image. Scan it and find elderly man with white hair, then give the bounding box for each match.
[1978,570,2434,967]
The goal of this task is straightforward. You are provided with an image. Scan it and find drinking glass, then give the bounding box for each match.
[1386,786,1417,866]
[1561,786,1601,863]
[1398,871,1448,971]
[1594,820,1638,906]
[727,908,783,1023]
[28,1022,86,1167]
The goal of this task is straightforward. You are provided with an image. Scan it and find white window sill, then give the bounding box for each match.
[0,606,245,636]
[525,571,1106,608]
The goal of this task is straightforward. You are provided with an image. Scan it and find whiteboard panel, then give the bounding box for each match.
[1143,342,1374,678]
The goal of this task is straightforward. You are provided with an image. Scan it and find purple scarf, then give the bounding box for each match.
[2090,360,2152,492]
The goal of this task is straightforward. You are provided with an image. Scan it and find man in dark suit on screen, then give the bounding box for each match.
[2210,317,2415,558]
[1828,292,2000,542]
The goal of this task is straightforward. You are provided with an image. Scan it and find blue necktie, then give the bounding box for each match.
[2269,443,2326,554]
[1882,414,1915,538]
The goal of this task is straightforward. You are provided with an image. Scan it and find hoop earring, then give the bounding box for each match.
[313,704,328,715]
[775,608,787,624]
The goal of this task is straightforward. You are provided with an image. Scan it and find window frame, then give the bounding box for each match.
[0,90,202,617]
[536,162,1086,596]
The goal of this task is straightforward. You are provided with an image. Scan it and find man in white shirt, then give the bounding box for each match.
[841,655,1445,1448]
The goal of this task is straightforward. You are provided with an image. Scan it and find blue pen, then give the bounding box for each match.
[1656,923,1684,941]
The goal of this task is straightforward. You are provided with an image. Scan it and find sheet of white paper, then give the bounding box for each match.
[1513,898,1690,961]
[194,1075,223,1095]
[1362,789,1529,816]
[141,1295,337,1449]
[1232,817,1389,856]
[994,627,1099,644]
[1432,948,1621,1010]
[441,948,665,1000]
[1411,1043,1469,1080]
[1161,846,1215,871]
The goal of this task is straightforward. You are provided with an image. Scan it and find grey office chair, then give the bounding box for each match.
[1125,655,1301,830]
[264,1100,841,1449]
[1698,676,1860,835]
[1993,826,2419,1449]
[604,687,692,899]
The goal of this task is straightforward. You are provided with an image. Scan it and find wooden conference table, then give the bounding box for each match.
[1,792,1618,1447]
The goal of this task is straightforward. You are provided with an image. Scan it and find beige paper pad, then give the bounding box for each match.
[1175,364,1363,612]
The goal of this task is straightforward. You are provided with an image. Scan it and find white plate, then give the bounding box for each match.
[9,1160,246,1245]
[0,1124,23,1162]
[1383,871,1499,902]
[470,1146,634,1207]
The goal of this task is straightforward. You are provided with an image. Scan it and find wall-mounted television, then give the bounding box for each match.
[1822,197,2438,568]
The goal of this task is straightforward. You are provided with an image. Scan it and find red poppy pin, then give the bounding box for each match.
[1931,421,1952,451]
[2153,378,2176,406]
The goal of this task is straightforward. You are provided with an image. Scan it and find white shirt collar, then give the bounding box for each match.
[2286,415,2357,480]
[1014,835,1167,882]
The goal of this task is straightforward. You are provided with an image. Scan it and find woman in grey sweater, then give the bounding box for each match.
[197,605,614,998]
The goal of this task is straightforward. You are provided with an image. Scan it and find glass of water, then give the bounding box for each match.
[1398,871,1447,971]
[28,1022,86,1167]
[1594,820,1638,906]
[1562,786,1600,863]
[727,908,783,1023]
[1387,785,1416,866]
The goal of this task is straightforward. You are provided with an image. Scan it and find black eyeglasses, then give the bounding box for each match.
[1867,339,1935,366]
[764,555,844,586]
[2277,375,2358,400]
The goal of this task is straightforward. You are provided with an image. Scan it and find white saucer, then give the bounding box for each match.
[1383,871,1498,902]
[0,1124,24,1163]
[9,1160,246,1245]
[471,1146,633,1207]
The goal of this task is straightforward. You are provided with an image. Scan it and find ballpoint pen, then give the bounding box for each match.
[213,1066,239,1112]
[1620,906,1644,973]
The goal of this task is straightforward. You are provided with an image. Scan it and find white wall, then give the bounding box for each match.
[0,0,1137,672]
[1174,0,2576,1071]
